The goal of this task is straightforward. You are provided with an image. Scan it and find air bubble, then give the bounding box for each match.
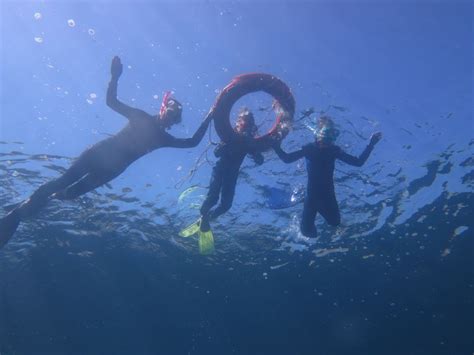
[34,12,42,20]
[88,28,95,36]
[67,19,76,27]
[34,37,43,43]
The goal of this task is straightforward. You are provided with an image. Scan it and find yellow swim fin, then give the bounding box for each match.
[198,229,215,255]
[179,219,201,238]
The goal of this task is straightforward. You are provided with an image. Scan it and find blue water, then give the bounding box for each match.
[0,1,473,354]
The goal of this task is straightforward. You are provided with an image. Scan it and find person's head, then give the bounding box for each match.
[315,115,339,145]
[235,107,258,137]
[159,92,183,129]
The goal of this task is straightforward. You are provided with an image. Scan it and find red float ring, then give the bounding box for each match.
[209,73,295,148]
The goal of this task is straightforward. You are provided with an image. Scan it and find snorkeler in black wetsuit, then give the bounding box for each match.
[0,56,213,249]
[273,116,382,238]
[199,108,264,232]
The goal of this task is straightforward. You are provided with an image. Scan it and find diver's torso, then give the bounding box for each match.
[87,116,170,170]
[214,136,255,173]
[304,143,339,195]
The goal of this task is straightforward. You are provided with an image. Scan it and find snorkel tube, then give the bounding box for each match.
[159,91,172,118]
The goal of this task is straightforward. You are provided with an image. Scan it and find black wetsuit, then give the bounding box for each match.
[273,141,375,237]
[200,135,264,223]
[0,76,211,248]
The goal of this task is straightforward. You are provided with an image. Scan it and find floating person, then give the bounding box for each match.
[180,108,265,254]
[0,56,213,249]
[179,72,295,254]
[272,116,382,238]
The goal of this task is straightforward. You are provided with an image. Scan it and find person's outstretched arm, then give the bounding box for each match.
[337,132,382,167]
[106,56,149,121]
[166,113,213,148]
[272,142,305,163]
[249,152,264,165]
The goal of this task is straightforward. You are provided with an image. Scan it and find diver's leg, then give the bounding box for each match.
[200,167,223,217]
[318,194,341,227]
[0,150,91,248]
[54,171,119,200]
[209,170,238,221]
[200,168,237,232]
[300,196,318,238]
[0,211,21,249]
[16,153,92,218]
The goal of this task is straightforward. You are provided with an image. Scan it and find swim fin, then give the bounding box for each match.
[179,219,201,238]
[0,210,21,249]
[198,229,215,255]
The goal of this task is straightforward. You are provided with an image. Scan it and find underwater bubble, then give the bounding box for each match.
[153,94,159,100]
[89,93,97,99]
[67,19,76,27]
[86,99,93,105]
[88,28,95,36]
[441,248,451,257]
[34,37,43,43]
[34,12,42,20]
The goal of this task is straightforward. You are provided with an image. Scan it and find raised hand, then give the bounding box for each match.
[111,56,123,80]
[370,132,382,146]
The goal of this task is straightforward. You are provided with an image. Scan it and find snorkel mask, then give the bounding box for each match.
[159,91,183,123]
[314,116,339,144]
[316,126,339,143]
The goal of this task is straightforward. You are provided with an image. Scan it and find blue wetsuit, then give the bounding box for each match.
[273,141,375,237]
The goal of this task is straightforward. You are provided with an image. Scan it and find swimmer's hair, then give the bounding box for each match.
[237,106,258,136]
[317,115,336,128]
[238,106,254,120]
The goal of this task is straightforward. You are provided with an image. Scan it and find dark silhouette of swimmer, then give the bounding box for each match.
[273,116,382,238]
[0,56,212,249]
[199,108,264,232]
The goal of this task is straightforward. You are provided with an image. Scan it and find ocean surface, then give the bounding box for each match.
[0,1,472,354]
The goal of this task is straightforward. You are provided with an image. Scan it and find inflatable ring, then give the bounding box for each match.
[209,73,295,148]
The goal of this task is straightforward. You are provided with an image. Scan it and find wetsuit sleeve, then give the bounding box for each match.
[336,144,375,167]
[106,78,149,121]
[214,143,225,157]
[272,144,305,163]
[165,114,213,149]
[249,152,264,165]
